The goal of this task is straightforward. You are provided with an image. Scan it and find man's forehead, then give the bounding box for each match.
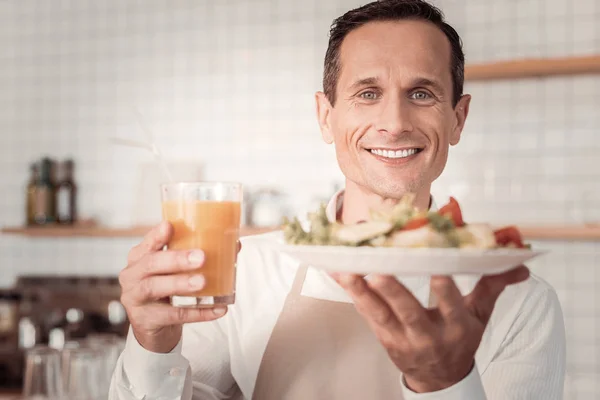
[338,20,453,86]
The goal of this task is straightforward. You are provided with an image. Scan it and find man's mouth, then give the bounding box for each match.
[367,147,424,160]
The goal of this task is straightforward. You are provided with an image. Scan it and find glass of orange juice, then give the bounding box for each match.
[161,182,242,308]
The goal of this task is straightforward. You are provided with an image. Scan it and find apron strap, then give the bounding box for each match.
[427,276,437,308]
[290,264,309,296]
[428,289,437,308]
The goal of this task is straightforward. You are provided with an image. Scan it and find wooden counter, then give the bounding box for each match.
[0,389,20,400]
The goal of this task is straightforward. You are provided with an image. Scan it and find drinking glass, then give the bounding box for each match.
[61,346,103,400]
[22,346,63,400]
[84,333,122,397]
[161,182,242,308]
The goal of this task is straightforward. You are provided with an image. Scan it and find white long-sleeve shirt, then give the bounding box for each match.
[109,195,566,400]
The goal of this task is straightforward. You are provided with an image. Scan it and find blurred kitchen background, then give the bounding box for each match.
[0,0,598,398]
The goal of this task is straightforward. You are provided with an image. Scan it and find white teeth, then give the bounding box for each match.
[371,148,419,159]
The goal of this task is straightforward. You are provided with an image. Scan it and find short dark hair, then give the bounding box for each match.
[323,0,465,107]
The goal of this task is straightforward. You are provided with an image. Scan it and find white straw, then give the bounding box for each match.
[109,107,174,182]
[108,137,155,152]
[133,107,173,182]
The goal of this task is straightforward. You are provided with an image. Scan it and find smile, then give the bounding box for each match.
[369,148,422,159]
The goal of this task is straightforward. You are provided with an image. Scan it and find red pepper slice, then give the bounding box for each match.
[438,197,465,227]
[494,226,525,248]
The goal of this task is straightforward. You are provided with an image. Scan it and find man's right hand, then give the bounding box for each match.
[119,221,228,353]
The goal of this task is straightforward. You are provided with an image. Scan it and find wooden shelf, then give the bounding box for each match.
[3,224,600,241]
[465,55,600,81]
[517,225,600,241]
[1,225,279,238]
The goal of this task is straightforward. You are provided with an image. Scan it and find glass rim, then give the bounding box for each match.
[160,181,242,190]
[63,347,102,358]
[62,345,101,353]
[26,345,60,356]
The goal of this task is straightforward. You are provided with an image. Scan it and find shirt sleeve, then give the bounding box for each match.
[481,285,566,400]
[401,365,486,400]
[401,282,566,400]
[109,317,238,400]
[108,326,190,400]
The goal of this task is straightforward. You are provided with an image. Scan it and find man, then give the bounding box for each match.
[110,1,566,399]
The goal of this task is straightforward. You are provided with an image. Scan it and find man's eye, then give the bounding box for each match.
[359,91,379,100]
[411,91,431,100]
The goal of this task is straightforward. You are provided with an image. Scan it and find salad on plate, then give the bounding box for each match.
[282,194,528,250]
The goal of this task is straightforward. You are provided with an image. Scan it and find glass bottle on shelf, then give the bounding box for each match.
[34,158,56,225]
[56,159,77,225]
[25,163,40,226]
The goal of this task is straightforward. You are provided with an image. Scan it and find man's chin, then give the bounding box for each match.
[366,177,421,200]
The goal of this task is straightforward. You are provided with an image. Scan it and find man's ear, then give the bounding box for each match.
[316,91,334,144]
[450,94,471,146]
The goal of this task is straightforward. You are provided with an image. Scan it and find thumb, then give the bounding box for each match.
[465,265,530,324]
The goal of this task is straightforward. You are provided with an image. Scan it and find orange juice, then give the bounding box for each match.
[162,200,241,297]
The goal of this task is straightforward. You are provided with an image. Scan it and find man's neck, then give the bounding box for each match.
[340,180,432,225]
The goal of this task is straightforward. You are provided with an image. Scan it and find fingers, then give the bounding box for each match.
[430,276,465,321]
[466,265,530,324]
[334,274,400,331]
[141,250,204,277]
[120,249,205,288]
[130,273,208,303]
[142,303,228,325]
[235,241,242,262]
[368,275,432,335]
[494,265,530,286]
[128,222,173,265]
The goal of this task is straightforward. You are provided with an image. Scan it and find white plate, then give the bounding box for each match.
[280,245,547,276]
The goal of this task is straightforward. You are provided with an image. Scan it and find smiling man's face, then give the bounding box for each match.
[317,19,471,200]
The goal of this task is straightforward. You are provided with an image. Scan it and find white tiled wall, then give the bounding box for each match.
[0,0,599,397]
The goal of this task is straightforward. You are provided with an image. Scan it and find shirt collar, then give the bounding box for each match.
[325,189,437,223]
[325,189,344,223]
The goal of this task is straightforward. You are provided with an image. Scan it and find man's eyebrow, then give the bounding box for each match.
[412,77,446,95]
[348,77,380,92]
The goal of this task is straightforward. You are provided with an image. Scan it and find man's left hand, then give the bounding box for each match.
[332,266,530,393]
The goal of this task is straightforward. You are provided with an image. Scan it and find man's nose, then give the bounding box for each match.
[375,96,414,136]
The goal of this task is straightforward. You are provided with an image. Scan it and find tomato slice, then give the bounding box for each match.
[438,197,465,227]
[494,226,525,248]
[403,217,429,231]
